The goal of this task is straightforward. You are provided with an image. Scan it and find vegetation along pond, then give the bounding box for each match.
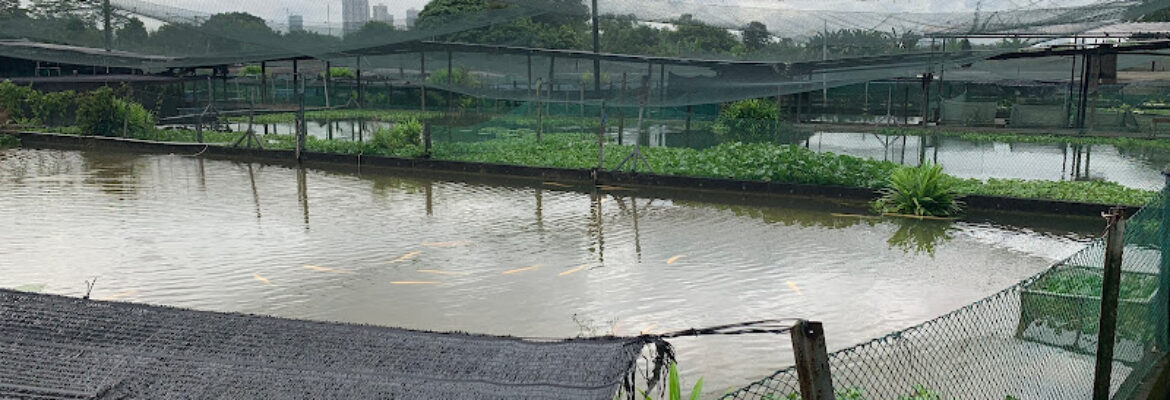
[242,113,1170,190]
[0,147,1102,393]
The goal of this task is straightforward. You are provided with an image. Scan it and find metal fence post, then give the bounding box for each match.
[1093,207,1127,400]
[1159,168,1170,352]
[792,320,834,400]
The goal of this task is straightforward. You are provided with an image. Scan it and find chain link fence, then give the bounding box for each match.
[723,184,1169,400]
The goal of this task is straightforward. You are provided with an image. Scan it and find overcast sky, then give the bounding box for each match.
[103,0,1099,32]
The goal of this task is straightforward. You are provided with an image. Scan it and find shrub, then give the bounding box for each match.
[373,117,423,153]
[0,80,36,122]
[872,163,963,217]
[237,65,263,76]
[425,67,481,87]
[713,98,783,142]
[322,67,354,79]
[29,90,76,126]
[75,87,155,137]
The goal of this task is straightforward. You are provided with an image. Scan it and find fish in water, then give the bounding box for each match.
[391,281,441,285]
[420,241,474,248]
[558,264,588,276]
[387,251,422,263]
[542,181,572,187]
[666,255,685,264]
[786,281,804,296]
[304,265,355,274]
[253,274,274,286]
[502,265,541,274]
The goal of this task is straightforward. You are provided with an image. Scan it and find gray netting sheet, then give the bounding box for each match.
[724,189,1170,400]
[0,288,664,400]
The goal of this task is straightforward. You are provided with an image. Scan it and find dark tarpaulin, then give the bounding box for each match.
[0,289,667,399]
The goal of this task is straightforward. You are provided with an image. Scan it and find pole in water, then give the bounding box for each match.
[597,100,606,176]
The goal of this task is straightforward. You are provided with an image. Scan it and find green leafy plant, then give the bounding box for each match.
[872,163,963,217]
[75,87,155,137]
[373,117,423,154]
[237,65,263,76]
[713,98,782,142]
[321,67,354,79]
[897,385,940,400]
[639,363,702,400]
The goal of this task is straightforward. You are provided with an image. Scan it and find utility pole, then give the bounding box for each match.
[103,0,112,52]
[591,0,601,94]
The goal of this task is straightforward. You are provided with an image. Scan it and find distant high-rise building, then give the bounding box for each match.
[288,15,304,32]
[372,4,393,25]
[342,0,370,35]
[406,8,419,29]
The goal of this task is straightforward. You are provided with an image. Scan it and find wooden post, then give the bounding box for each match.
[618,72,627,145]
[293,59,299,106]
[791,320,834,400]
[597,100,606,173]
[260,62,267,103]
[536,78,544,143]
[424,123,432,157]
[659,63,665,103]
[356,56,363,107]
[420,52,427,112]
[446,50,453,110]
[796,92,803,123]
[547,56,555,116]
[1092,207,1127,400]
[324,61,332,108]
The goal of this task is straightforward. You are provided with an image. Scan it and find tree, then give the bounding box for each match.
[1137,7,1170,22]
[667,14,738,55]
[0,0,20,16]
[198,12,279,53]
[345,21,399,44]
[117,17,148,49]
[742,21,769,52]
[416,0,588,49]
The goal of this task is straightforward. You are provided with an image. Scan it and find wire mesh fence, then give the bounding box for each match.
[722,185,1170,400]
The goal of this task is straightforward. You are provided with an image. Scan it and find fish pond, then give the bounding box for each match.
[0,147,1102,393]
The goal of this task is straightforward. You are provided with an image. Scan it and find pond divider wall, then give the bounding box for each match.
[9,131,1136,217]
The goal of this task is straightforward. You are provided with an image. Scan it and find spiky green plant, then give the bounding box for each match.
[872,163,963,217]
[639,363,702,400]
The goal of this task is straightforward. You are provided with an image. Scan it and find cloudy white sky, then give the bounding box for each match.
[108,0,1095,26]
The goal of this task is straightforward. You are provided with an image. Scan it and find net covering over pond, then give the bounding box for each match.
[0,288,662,400]
[723,187,1170,399]
[2,0,1169,107]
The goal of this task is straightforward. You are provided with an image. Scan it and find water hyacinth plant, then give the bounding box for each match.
[872,163,963,217]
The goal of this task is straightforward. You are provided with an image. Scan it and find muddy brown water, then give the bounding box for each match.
[0,147,1101,393]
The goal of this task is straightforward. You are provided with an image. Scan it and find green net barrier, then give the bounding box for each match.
[722,186,1170,400]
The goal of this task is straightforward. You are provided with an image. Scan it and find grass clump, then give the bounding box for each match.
[1035,267,1157,300]
[713,98,782,142]
[872,163,963,217]
[373,117,423,154]
[954,178,1155,206]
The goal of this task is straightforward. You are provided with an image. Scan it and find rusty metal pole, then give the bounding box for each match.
[1092,207,1127,400]
[792,320,834,400]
